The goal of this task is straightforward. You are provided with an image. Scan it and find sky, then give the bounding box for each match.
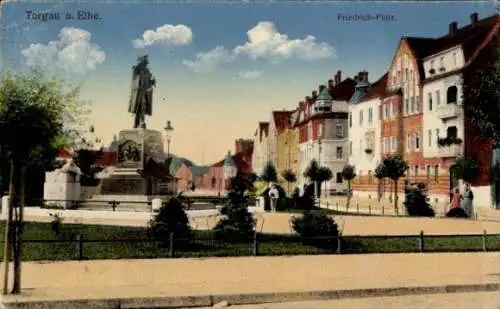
[0,1,497,165]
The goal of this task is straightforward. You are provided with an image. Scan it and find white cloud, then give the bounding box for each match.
[234,21,334,60]
[132,24,193,48]
[238,70,262,79]
[183,21,334,72]
[21,27,105,75]
[182,46,235,73]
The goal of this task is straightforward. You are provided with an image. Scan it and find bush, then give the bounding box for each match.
[404,184,435,217]
[291,210,339,248]
[294,183,315,210]
[446,207,469,218]
[49,213,63,235]
[149,198,191,244]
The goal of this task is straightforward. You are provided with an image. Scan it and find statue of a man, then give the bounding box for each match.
[128,55,156,129]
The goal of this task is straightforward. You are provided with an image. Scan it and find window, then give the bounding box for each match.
[436,90,441,105]
[392,136,397,151]
[447,86,458,104]
[427,92,433,111]
[349,141,352,155]
[368,108,373,123]
[453,52,457,66]
[430,60,435,69]
[368,170,372,184]
[397,70,401,83]
[439,57,444,68]
[434,165,439,182]
[384,105,390,119]
[392,76,396,87]
[392,102,398,115]
[349,113,352,127]
[415,132,420,150]
[428,130,432,147]
[407,132,411,150]
[336,172,343,183]
[426,165,431,180]
[336,124,344,137]
[410,69,414,82]
[410,97,415,113]
[414,165,419,178]
[336,146,343,159]
[359,110,364,125]
[447,126,458,138]
[405,98,409,114]
[405,68,409,81]
[317,123,324,138]
[435,128,440,146]
[416,96,420,112]
[307,122,312,140]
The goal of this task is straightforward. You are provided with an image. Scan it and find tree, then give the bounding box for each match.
[260,161,278,183]
[73,148,104,186]
[281,169,297,194]
[0,72,88,294]
[462,43,500,147]
[317,167,333,197]
[450,156,479,183]
[304,159,320,199]
[214,174,255,241]
[149,197,191,245]
[377,154,409,215]
[341,164,356,210]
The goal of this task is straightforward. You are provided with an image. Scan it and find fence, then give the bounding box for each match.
[7,230,500,262]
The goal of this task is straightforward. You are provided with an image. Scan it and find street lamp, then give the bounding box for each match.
[318,139,323,199]
[223,150,237,194]
[164,120,174,158]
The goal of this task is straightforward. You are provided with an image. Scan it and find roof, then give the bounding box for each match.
[329,78,357,101]
[188,165,209,176]
[223,151,236,167]
[272,111,291,134]
[317,88,332,101]
[211,148,253,173]
[358,72,389,102]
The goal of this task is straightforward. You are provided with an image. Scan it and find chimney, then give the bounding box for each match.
[327,79,334,89]
[449,21,457,36]
[336,70,342,85]
[319,85,326,93]
[470,13,478,27]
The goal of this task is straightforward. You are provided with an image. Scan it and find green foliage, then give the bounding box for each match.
[375,163,387,179]
[304,159,320,180]
[341,164,356,181]
[214,175,255,241]
[149,198,191,243]
[438,136,463,147]
[73,149,104,186]
[291,210,339,248]
[451,156,479,182]
[462,43,500,147]
[261,161,278,183]
[281,169,297,183]
[382,154,409,181]
[404,184,435,217]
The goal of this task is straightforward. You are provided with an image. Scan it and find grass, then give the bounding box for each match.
[0,221,498,261]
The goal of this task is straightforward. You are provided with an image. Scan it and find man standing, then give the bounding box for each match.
[128,55,156,129]
[269,183,279,213]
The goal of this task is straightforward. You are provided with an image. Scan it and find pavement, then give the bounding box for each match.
[23,211,500,236]
[196,291,500,309]
[1,253,500,308]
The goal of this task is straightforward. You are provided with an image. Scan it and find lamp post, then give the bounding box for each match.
[164,120,174,158]
[318,139,323,200]
[223,151,237,194]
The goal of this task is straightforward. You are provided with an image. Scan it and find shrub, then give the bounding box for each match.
[404,183,435,217]
[149,197,191,244]
[295,183,315,210]
[291,210,339,248]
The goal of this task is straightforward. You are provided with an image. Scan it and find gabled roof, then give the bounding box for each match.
[211,148,253,174]
[272,111,291,134]
[188,165,209,176]
[359,72,389,102]
[318,88,332,101]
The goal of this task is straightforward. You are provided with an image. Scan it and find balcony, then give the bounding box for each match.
[437,103,461,120]
[313,102,348,114]
[438,143,461,157]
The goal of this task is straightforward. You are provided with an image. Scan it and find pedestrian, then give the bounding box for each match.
[269,183,279,213]
[461,182,475,218]
[449,187,462,212]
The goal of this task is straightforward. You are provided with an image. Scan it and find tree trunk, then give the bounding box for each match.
[394,179,399,215]
[12,166,25,294]
[2,159,15,295]
[346,180,352,210]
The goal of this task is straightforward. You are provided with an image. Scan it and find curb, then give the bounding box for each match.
[2,283,500,308]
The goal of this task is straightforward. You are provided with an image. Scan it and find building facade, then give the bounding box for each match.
[251,122,269,176]
[276,110,299,191]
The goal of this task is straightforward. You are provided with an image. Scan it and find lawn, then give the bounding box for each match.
[0,221,498,261]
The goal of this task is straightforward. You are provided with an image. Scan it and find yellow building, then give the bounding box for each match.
[275,110,299,193]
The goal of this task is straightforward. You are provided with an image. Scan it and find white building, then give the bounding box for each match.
[251,122,270,176]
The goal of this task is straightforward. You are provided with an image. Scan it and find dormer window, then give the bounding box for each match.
[336,124,344,137]
[429,60,436,75]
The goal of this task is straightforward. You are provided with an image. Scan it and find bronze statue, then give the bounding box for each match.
[128,55,156,129]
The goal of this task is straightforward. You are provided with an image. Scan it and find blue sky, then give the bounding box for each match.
[0,1,496,164]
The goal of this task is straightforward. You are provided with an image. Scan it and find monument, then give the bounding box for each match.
[96,55,172,200]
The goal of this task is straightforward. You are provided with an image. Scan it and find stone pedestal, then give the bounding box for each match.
[99,129,164,196]
[43,160,81,209]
